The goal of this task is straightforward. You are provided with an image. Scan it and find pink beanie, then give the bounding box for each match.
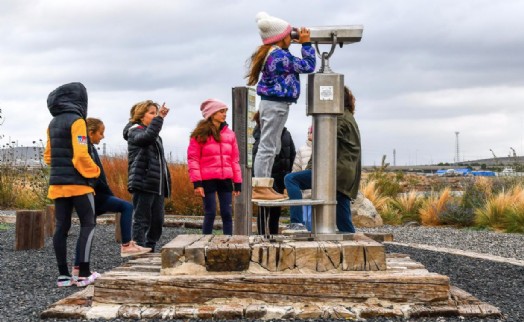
[200,98,228,119]
[256,11,292,45]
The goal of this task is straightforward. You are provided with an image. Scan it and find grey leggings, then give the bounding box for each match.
[254,100,290,178]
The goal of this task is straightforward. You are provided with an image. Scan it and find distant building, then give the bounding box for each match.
[0,146,45,167]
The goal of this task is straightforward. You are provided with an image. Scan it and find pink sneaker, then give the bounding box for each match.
[76,272,100,287]
[121,241,152,258]
[57,275,75,287]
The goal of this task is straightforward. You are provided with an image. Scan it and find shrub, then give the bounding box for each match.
[389,190,423,224]
[504,203,524,233]
[419,188,452,226]
[439,203,475,227]
[360,179,391,212]
[474,191,513,231]
[461,177,492,210]
[0,141,49,209]
[379,202,402,225]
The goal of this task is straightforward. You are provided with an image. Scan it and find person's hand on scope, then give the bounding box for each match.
[298,27,311,44]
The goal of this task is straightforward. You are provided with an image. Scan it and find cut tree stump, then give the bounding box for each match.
[15,210,45,250]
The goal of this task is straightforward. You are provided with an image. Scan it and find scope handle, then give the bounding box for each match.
[315,32,338,73]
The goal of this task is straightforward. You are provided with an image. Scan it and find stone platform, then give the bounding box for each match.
[161,233,387,274]
[41,234,502,320]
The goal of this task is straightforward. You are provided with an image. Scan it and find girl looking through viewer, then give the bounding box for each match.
[187,99,242,235]
[246,11,316,201]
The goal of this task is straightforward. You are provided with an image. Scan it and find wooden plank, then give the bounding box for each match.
[94,272,450,305]
[161,234,204,269]
[363,232,393,242]
[277,243,295,271]
[294,241,318,271]
[205,235,250,271]
[341,241,386,271]
[184,235,213,266]
[316,242,341,272]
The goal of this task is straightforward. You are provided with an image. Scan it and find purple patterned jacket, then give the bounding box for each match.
[257,43,316,103]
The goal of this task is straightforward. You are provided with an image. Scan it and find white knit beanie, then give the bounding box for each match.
[256,11,292,45]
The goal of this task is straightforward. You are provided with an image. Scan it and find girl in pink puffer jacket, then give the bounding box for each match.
[187,99,242,235]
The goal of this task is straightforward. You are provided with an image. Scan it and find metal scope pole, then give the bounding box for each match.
[305,26,363,237]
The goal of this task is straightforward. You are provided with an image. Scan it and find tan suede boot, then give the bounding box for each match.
[252,178,288,201]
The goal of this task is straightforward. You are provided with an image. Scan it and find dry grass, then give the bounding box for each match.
[101,156,202,215]
[419,188,452,226]
[379,202,402,225]
[360,180,391,212]
[101,155,131,201]
[167,163,202,215]
[474,191,513,231]
[390,190,423,223]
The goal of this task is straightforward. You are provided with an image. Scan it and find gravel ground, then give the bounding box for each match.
[361,225,524,261]
[1,222,523,322]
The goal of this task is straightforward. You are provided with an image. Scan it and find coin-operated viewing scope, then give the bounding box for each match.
[291,25,363,46]
[292,25,363,73]
[303,25,363,236]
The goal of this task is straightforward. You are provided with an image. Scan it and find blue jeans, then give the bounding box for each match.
[284,170,312,224]
[284,170,355,232]
[336,191,355,233]
[202,191,233,235]
[97,196,134,244]
[302,206,312,231]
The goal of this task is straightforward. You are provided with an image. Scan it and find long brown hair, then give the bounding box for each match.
[190,118,221,144]
[344,86,356,114]
[245,44,272,86]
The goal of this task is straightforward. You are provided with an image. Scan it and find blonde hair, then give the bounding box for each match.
[245,44,272,86]
[129,100,159,123]
[86,117,104,134]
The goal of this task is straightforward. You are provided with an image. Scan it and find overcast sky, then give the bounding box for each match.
[1,0,524,166]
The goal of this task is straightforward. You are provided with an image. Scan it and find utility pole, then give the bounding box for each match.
[393,149,396,166]
[454,131,460,164]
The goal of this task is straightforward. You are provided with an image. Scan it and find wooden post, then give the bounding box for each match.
[231,86,255,235]
[15,210,45,250]
[44,204,56,238]
[114,212,122,243]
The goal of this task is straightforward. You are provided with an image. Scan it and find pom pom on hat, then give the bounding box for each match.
[256,11,292,45]
[200,98,228,119]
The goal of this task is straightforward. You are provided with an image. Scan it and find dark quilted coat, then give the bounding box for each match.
[47,82,95,187]
[123,117,171,196]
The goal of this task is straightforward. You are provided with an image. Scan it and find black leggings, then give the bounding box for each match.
[53,193,95,267]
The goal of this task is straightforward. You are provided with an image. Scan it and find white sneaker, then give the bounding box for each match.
[282,223,309,233]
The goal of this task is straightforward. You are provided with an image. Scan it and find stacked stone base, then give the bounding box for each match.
[41,234,502,320]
